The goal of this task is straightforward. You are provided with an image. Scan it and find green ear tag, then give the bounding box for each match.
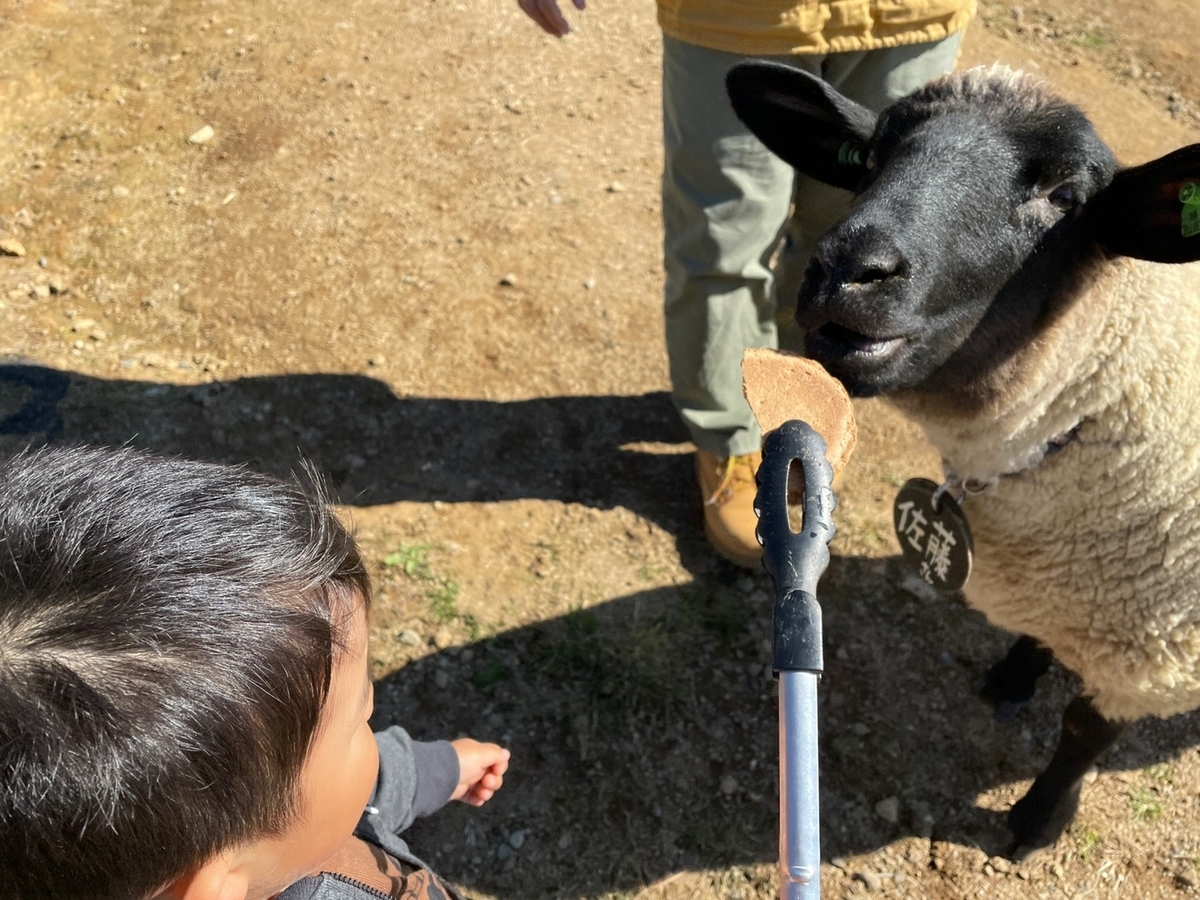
[1180,182,1200,238]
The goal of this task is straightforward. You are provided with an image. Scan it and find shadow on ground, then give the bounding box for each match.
[4,363,1198,898]
[372,549,1200,898]
[0,360,702,548]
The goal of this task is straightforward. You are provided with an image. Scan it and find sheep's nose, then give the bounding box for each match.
[814,234,908,289]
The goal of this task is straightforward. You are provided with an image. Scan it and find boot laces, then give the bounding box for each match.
[705,452,761,506]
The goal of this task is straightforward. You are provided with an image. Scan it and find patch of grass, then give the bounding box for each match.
[1072,824,1103,864]
[383,543,431,578]
[1146,762,1175,784]
[470,656,514,690]
[384,543,467,628]
[536,606,684,716]
[636,564,661,582]
[1073,29,1107,50]
[428,578,461,623]
[1129,787,1165,822]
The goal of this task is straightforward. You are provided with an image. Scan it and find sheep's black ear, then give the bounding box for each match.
[726,62,877,192]
[1088,144,1200,263]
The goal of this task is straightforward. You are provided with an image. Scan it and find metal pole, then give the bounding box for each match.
[779,670,821,900]
[756,420,836,900]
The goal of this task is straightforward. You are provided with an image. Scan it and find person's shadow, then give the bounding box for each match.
[0,361,706,558]
[4,362,1198,897]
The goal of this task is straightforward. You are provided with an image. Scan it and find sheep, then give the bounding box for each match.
[726,62,1200,857]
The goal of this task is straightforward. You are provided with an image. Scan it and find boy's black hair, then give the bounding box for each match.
[0,445,371,900]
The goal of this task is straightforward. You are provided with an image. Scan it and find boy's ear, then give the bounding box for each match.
[726,62,877,191]
[1087,143,1200,263]
[159,857,248,900]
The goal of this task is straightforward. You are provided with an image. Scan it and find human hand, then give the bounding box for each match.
[518,0,586,38]
[450,738,511,807]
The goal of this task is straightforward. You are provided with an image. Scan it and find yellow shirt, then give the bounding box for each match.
[657,0,975,56]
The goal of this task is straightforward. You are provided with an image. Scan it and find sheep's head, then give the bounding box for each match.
[727,64,1200,398]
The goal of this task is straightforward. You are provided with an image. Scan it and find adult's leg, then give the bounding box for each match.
[661,34,813,458]
[773,32,965,344]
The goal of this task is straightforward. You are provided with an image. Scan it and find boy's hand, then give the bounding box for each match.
[517,0,586,38]
[450,738,510,807]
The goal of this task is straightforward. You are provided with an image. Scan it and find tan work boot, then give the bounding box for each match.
[695,449,763,569]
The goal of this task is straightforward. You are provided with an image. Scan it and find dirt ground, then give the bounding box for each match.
[2,1,1200,898]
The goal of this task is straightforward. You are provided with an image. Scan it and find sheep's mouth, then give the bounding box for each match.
[807,323,908,362]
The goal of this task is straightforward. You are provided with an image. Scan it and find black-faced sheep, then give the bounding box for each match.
[726,62,1200,856]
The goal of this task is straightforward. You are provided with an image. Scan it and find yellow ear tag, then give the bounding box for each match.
[1180,182,1200,238]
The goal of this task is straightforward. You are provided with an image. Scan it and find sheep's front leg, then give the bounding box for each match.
[981,635,1053,721]
[1006,695,1125,858]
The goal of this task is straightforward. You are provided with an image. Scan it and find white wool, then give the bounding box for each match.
[892,257,1200,721]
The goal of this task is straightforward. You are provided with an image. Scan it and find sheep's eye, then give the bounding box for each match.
[1047,183,1079,210]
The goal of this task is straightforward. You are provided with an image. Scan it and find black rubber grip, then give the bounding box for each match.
[755,420,837,674]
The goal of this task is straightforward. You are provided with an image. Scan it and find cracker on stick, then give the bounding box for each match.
[741,348,857,476]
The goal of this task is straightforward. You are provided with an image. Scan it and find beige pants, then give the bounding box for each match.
[662,32,963,457]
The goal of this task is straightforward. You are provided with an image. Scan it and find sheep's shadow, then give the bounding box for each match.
[371,552,1200,899]
[5,362,1198,896]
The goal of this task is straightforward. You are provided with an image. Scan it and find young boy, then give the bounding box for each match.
[0,445,509,900]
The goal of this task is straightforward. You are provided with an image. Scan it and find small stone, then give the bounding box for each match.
[853,871,884,892]
[874,796,900,824]
[583,277,596,290]
[508,830,527,849]
[48,276,67,294]
[495,843,513,861]
[396,629,421,646]
[719,775,738,796]
[38,256,48,268]
[498,274,517,287]
[89,328,107,342]
[1083,766,1099,784]
[71,318,97,332]
[850,722,870,737]
[557,832,572,850]
[189,125,215,144]
[990,857,1011,874]
[606,181,625,193]
[367,355,385,367]
[0,238,26,257]
[433,629,454,649]
[983,863,995,877]
[488,712,504,728]
[829,857,848,872]
[433,669,450,689]
[1176,872,1198,889]
[459,648,474,663]
[33,284,51,298]
[111,185,131,198]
